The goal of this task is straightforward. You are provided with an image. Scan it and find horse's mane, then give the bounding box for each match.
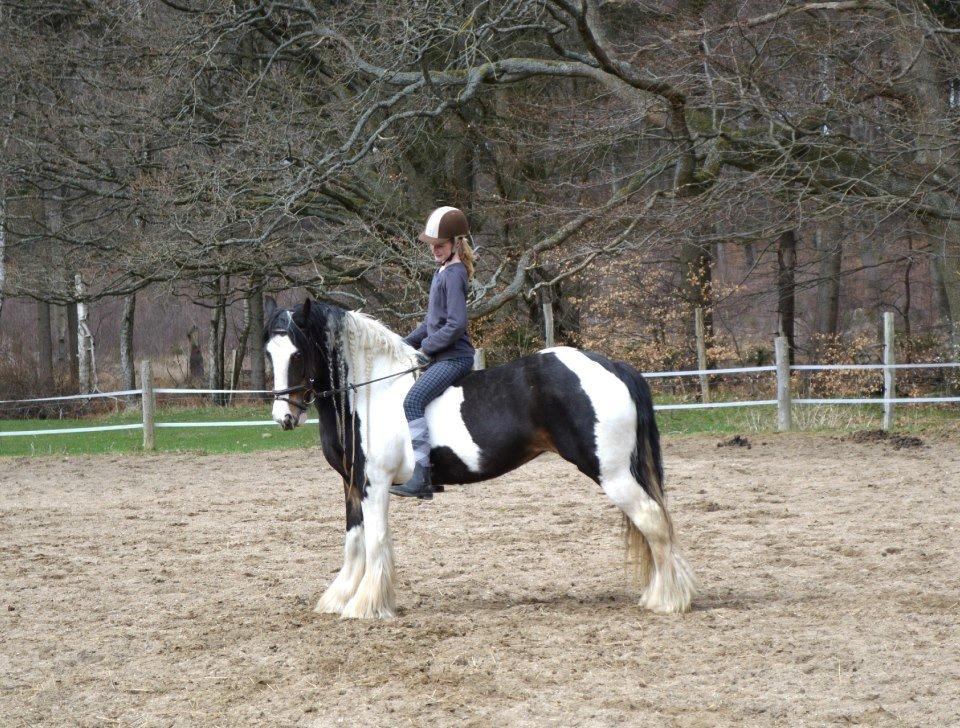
[341,310,419,382]
[266,300,418,388]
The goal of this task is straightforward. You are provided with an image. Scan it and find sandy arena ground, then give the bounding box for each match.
[2,433,959,727]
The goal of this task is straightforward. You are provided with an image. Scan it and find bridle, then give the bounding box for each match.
[270,310,429,416]
[270,311,320,416]
[273,381,317,415]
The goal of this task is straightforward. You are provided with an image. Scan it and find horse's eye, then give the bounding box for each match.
[291,352,301,361]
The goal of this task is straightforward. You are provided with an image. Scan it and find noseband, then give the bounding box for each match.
[273,382,316,414]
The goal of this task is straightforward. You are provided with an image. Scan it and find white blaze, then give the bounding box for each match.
[267,334,302,426]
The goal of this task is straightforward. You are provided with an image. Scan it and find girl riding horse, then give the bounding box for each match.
[264,212,696,619]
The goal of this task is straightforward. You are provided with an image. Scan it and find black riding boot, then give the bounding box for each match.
[390,463,434,500]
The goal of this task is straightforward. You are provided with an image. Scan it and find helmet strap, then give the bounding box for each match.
[440,239,457,267]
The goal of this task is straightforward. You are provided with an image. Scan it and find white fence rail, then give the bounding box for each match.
[2,315,959,446]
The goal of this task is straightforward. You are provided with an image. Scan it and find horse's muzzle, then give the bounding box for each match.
[275,409,309,430]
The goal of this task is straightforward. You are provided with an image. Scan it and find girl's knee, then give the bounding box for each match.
[403,399,423,422]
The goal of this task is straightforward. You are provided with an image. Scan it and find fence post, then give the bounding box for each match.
[883,311,895,431]
[695,307,710,403]
[542,299,555,348]
[775,336,792,431]
[141,359,155,451]
[473,348,486,371]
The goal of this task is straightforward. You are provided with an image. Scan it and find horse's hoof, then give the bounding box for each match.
[314,599,343,615]
[340,603,395,620]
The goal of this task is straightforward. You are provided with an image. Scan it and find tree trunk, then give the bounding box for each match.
[939,233,960,350]
[67,298,79,389]
[247,279,265,390]
[776,229,797,364]
[0,90,12,328]
[858,232,883,323]
[679,238,714,365]
[814,227,842,337]
[207,303,221,396]
[207,276,227,404]
[930,242,953,335]
[53,304,68,368]
[75,274,94,392]
[120,293,136,397]
[188,325,204,382]
[903,237,913,341]
[217,280,228,396]
[232,294,252,392]
[37,301,53,389]
[0,192,5,327]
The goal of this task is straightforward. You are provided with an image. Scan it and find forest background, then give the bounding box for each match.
[1,0,959,406]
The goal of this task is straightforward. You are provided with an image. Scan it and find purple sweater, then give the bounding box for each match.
[404,262,475,361]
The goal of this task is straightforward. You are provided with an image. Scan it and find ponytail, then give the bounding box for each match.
[455,235,474,279]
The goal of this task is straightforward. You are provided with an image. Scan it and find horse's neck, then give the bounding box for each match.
[339,312,415,391]
[347,351,411,410]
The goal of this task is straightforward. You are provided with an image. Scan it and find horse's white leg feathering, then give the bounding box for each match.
[340,475,395,619]
[315,525,366,614]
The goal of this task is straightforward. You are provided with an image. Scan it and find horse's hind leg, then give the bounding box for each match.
[602,472,696,614]
[315,479,366,614]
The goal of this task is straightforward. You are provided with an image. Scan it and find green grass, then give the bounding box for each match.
[656,401,959,436]
[0,404,317,457]
[1,400,956,458]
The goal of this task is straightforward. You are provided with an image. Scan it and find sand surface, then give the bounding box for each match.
[2,433,959,726]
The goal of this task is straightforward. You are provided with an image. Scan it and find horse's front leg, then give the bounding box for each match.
[315,479,366,614]
[340,472,395,619]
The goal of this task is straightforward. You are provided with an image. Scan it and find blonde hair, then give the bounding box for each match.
[455,235,474,279]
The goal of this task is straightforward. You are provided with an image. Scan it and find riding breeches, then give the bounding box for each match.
[403,356,474,422]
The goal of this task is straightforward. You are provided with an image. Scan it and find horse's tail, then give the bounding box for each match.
[614,362,672,583]
[618,363,669,513]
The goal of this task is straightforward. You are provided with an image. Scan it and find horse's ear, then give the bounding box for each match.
[301,297,312,320]
[264,295,277,320]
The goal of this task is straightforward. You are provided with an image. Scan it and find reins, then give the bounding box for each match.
[272,363,428,413]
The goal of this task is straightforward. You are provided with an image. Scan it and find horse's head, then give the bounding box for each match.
[265,296,319,430]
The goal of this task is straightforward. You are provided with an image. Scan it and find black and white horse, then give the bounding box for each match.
[265,298,696,619]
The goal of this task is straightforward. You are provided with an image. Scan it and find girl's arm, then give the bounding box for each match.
[403,322,428,349]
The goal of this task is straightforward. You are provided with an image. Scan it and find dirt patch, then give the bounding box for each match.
[717,434,752,449]
[848,429,890,444]
[888,435,924,449]
[2,434,959,726]
[847,429,924,449]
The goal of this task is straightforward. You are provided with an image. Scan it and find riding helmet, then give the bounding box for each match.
[418,206,469,244]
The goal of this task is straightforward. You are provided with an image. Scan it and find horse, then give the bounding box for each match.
[264,297,696,619]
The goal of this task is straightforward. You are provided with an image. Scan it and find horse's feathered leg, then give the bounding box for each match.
[542,348,696,614]
[605,409,696,614]
[315,478,366,614]
[605,472,696,614]
[340,473,396,619]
